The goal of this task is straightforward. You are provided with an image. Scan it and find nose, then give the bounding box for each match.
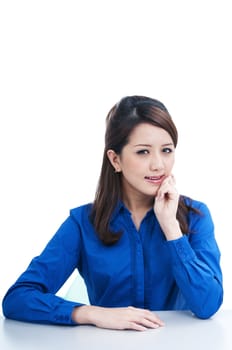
[149,152,164,171]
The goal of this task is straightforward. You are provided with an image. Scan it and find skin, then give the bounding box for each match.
[72,123,182,330]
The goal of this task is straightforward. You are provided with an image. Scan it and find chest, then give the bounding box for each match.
[80,214,172,282]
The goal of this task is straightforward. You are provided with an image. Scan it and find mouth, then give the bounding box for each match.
[144,175,165,184]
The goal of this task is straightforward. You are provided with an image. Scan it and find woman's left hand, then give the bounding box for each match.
[153,175,182,240]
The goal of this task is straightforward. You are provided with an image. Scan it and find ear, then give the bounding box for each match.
[107,149,121,173]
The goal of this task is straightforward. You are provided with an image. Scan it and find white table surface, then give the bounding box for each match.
[1,310,231,350]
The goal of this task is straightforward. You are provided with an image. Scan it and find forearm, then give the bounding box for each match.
[160,219,183,241]
[167,236,223,318]
[173,262,223,319]
[2,285,82,325]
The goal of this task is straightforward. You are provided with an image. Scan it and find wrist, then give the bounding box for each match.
[161,220,183,241]
[72,305,93,324]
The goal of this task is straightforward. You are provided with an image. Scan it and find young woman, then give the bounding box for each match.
[2,96,223,331]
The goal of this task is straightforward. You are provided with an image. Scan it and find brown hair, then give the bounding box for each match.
[91,95,198,245]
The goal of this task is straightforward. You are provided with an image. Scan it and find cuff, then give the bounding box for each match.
[51,301,85,325]
[166,235,196,264]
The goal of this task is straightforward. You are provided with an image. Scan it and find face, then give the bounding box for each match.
[107,123,175,201]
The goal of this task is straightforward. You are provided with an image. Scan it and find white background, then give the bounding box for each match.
[1,0,231,311]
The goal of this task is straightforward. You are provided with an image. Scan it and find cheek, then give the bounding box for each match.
[127,159,146,172]
[120,156,142,171]
[166,157,175,171]
[122,161,138,173]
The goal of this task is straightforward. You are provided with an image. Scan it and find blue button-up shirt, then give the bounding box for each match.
[2,199,223,325]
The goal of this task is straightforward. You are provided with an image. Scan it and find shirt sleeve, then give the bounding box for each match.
[2,216,84,325]
[166,202,223,319]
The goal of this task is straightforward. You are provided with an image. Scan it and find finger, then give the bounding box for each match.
[170,174,176,184]
[156,178,178,200]
[162,175,176,188]
[127,322,149,331]
[127,319,161,331]
[143,311,165,327]
[156,185,172,200]
[139,318,162,329]
[131,308,165,327]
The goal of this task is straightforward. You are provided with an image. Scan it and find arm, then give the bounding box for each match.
[154,176,223,318]
[2,213,164,330]
[166,203,223,319]
[2,217,83,325]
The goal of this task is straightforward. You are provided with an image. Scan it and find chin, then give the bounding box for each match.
[144,191,158,199]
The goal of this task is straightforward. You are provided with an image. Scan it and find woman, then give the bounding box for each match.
[2,95,223,331]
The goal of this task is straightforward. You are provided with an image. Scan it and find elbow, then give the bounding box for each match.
[194,309,217,320]
[2,285,32,321]
[193,293,223,320]
[2,289,19,320]
[2,294,13,320]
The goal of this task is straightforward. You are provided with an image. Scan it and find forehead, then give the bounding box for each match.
[128,123,172,144]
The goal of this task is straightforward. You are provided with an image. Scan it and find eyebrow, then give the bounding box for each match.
[133,143,174,147]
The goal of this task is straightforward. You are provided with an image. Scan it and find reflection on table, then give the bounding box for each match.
[1,310,231,350]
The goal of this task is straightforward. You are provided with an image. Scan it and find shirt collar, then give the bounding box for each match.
[110,201,128,223]
[110,200,154,223]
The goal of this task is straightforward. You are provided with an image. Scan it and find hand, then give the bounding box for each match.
[72,305,164,331]
[154,175,182,240]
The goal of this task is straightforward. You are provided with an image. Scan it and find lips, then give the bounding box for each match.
[144,175,165,184]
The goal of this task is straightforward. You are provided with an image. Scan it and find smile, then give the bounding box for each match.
[144,175,165,184]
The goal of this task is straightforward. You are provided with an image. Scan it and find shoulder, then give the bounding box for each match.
[182,195,211,215]
[69,203,93,228]
[182,196,214,233]
[52,204,93,252]
[55,203,93,237]
[70,203,92,217]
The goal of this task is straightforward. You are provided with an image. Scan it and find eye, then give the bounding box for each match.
[136,149,150,155]
[162,147,173,153]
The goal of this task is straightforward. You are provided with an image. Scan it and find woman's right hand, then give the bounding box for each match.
[72,305,164,331]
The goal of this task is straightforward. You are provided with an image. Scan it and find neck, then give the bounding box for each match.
[122,194,154,215]
[123,196,153,231]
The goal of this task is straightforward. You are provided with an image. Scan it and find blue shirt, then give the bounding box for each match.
[2,199,223,325]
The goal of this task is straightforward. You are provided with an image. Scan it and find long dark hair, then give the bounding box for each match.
[91,95,198,245]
